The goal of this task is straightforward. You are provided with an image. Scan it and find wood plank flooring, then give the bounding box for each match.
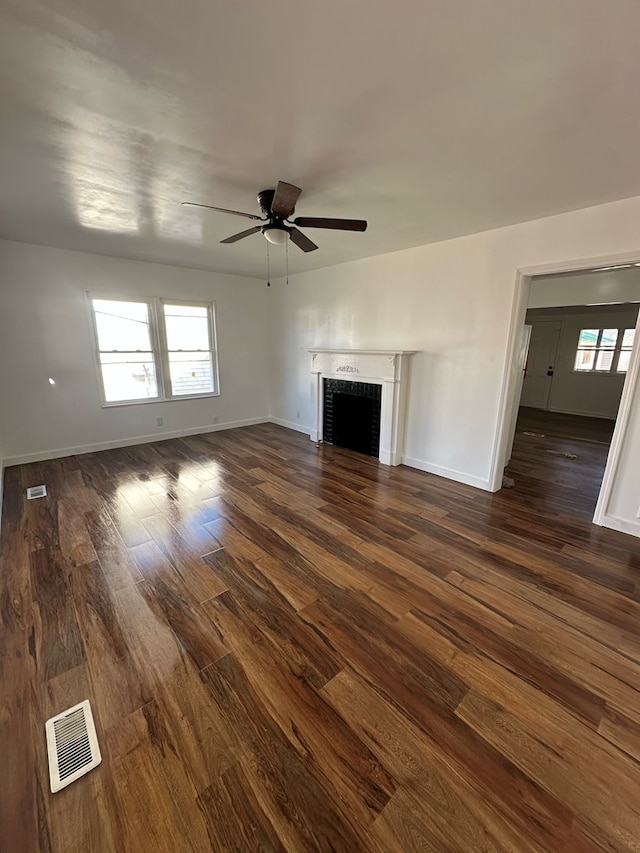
[513,406,616,445]
[1,421,640,851]
[506,406,614,518]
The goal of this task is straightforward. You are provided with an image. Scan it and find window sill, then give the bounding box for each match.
[101,391,220,408]
[571,371,626,376]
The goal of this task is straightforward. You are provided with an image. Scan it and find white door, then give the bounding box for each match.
[504,324,532,466]
[520,321,561,409]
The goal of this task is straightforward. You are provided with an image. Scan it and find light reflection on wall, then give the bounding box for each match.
[73,180,140,234]
[156,198,203,244]
[42,38,201,242]
[10,17,208,246]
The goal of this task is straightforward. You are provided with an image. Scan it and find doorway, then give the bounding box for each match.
[494,261,640,529]
[507,408,617,518]
[520,321,560,409]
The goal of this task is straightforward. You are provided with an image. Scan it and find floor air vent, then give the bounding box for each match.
[45,700,102,793]
[26,485,47,500]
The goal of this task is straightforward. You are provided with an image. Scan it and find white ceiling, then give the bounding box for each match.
[2,0,640,279]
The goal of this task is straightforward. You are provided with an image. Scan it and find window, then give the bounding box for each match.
[163,304,216,397]
[574,327,636,374]
[90,296,218,404]
[617,328,636,373]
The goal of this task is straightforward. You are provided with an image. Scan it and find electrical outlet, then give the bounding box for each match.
[156,417,163,427]
[296,411,300,420]
[213,415,220,424]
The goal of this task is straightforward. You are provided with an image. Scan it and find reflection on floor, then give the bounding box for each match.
[505,407,615,519]
[1,422,640,851]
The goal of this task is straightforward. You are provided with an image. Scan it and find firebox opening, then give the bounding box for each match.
[323,379,382,458]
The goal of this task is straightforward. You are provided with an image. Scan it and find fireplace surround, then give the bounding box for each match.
[307,349,416,466]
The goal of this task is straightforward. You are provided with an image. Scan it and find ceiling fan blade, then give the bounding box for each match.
[182,202,262,221]
[221,226,262,244]
[289,227,318,253]
[271,181,302,218]
[292,217,368,232]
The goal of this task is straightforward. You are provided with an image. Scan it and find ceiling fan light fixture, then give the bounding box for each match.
[263,225,290,245]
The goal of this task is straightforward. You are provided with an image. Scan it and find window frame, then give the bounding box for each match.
[573,326,636,376]
[87,291,220,407]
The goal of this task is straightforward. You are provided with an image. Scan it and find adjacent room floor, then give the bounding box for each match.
[1,423,640,851]
[506,406,616,519]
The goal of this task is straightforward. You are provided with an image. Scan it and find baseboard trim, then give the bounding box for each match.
[3,417,271,466]
[269,417,311,436]
[401,455,491,491]
[4,420,490,496]
[597,513,640,539]
[265,426,490,489]
[547,407,617,421]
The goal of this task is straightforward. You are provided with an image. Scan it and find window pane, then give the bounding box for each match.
[595,349,615,371]
[622,328,636,348]
[575,349,595,371]
[167,351,214,396]
[164,304,209,318]
[164,304,210,351]
[617,350,632,373]
[578,329,599,348]
[93,299,152,351]
[100,353,158,401]
[601,328,619,347]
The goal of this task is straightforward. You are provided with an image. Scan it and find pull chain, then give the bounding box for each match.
[286,234,289,286]
[266,241,271,287]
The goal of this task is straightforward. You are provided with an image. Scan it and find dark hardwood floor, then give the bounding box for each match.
[506,407,615,519]
[514,406,616,446]
[2,422,640,851]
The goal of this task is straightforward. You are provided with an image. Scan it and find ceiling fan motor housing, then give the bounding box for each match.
[259,187,292,243]
[257,188,294,219]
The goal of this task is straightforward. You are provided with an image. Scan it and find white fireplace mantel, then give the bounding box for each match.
[306,348,417,465]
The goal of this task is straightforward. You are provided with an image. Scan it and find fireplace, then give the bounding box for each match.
[307,349,416,466]
[323,379,382,457]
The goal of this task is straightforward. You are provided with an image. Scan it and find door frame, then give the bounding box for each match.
[488,250,640,529]
[503,323,531,467]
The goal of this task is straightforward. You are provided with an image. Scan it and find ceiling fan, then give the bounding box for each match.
[182,181,367,253]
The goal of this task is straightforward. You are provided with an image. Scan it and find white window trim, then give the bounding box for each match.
[573,326,635,376]
[86,291,220,407]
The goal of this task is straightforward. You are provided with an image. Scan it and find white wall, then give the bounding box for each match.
[0,240,270,464]
[607,371,640,530]
[269,193,640,534]
[528,267,640,309]
[0,324,7,533]
[0,437,4,532]
[524,305,639,419]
